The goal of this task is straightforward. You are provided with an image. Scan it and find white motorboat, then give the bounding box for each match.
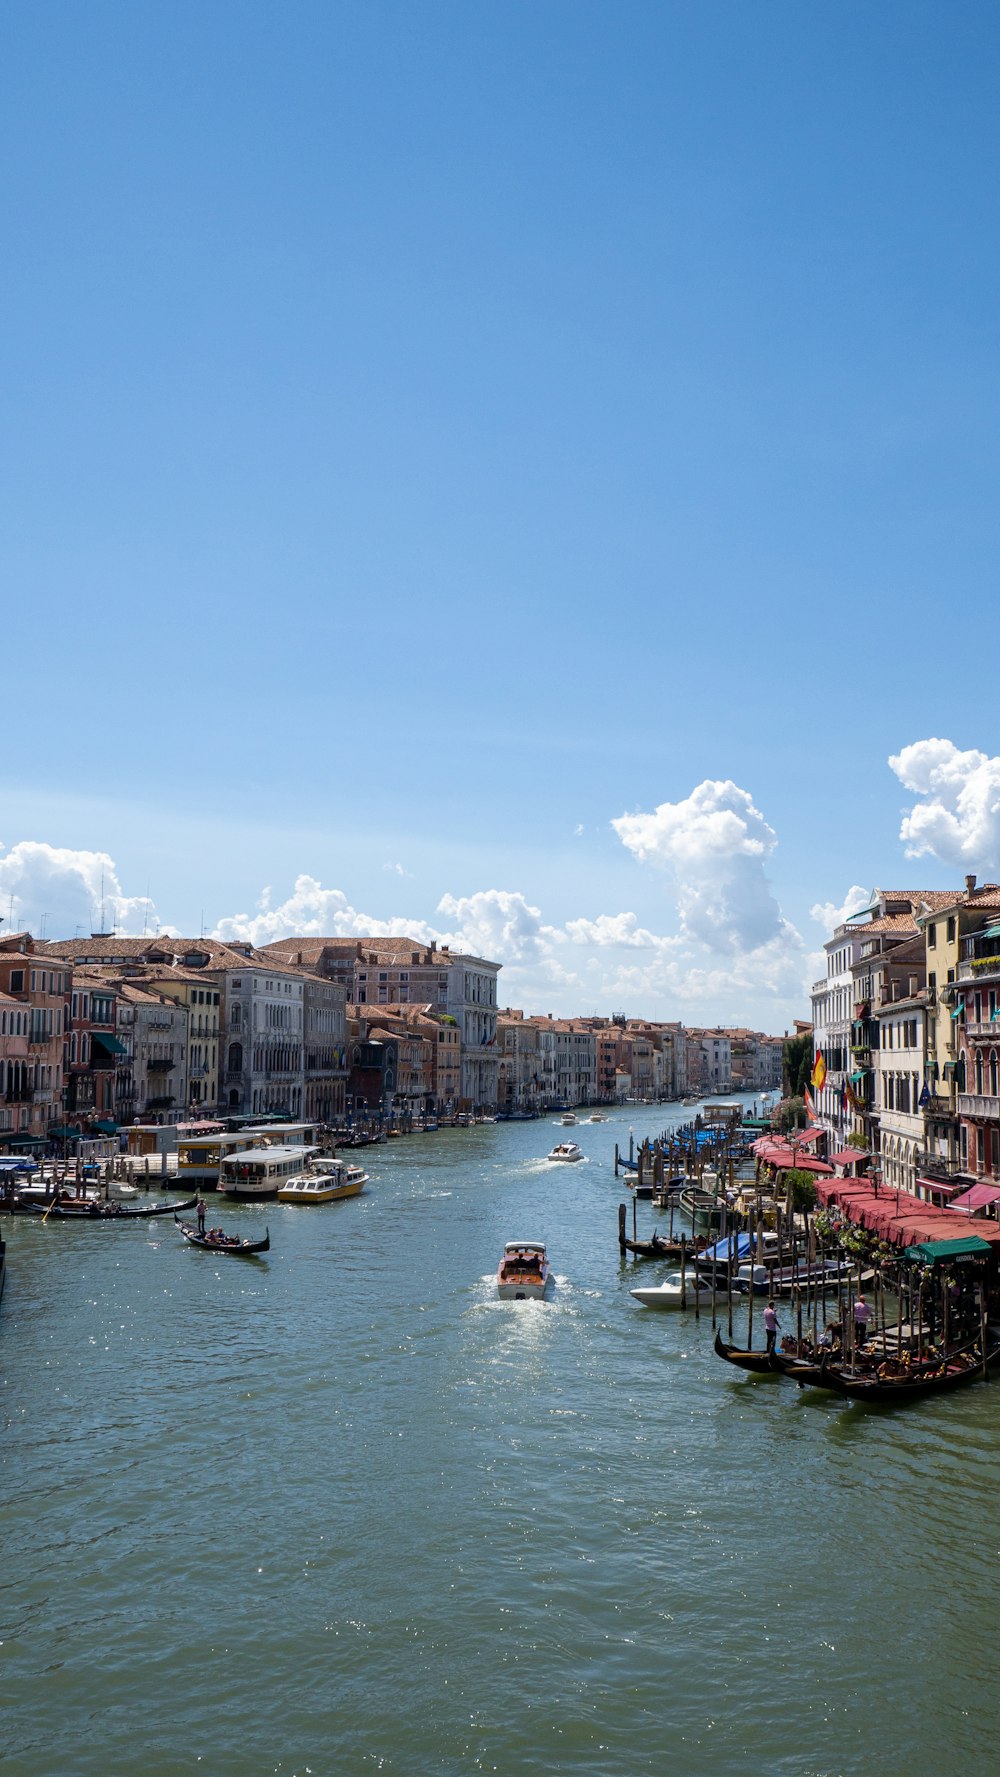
[558,1112,578,1126]
[547,1142,583,1163]
[497,1240,550,1300]
[278,1158,369,1204]
[630,1272,717,1309]
[588,1112,608,1123]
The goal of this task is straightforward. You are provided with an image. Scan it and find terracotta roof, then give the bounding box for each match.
[40,935,303,975]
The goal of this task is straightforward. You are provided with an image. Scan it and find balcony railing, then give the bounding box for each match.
[965,1021,1000,1041]
[916,1150,965,1180]
[957,1093,1000,1120]
[958,957,1000,983]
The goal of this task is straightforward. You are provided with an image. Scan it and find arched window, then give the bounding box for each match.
[228,1042,243,1073]
[991,1050,999,1097]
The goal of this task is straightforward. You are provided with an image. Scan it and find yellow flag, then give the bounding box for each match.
[811,1052,827,1091]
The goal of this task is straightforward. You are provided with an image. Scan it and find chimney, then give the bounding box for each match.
[966,874,977,897]
[908,974,919,998]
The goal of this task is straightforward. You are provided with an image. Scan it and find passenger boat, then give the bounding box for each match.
[497,1241,550,1300]
[547,1142,583,1163]
[219,1143,322,1200]
[278,1159,368,1204]
[630,1271,716,1309]
[175,1216,270,1256]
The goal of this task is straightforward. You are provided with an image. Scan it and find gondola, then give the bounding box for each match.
[713,1325,787,1376]
[818,1342,1000,1406]
[619,1232,686,1261]
[14,1193,199,1221]
[174,1216,270,1256]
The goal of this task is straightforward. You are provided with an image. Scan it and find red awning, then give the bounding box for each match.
[830,1149,862,1167]
[760,1147,834,1175]
[949,1182,1000,1213]
[795,1128,823,1146]
[916,1176,964,1198]
[813,1178,1000,1250]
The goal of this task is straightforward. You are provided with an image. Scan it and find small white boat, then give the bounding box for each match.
[278,1158,369,1204]
[558,1112,578,1126]
[547,1142,583,1163]
[588,1112,608,1123]
[497,1240,550,1300]
[630,1272,716,1309]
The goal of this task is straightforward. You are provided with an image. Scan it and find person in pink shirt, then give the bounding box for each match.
[763,1300,779,1354]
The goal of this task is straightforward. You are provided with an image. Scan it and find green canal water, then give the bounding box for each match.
[2,1100,997,1776]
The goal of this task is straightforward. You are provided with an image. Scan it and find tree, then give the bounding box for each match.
[783,1034,813,1099]
[774,1095,806,1133]
[784,1169,818,1214]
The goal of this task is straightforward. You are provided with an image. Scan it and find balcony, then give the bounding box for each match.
[958,957,1000,984]
[916,1150,965,1181]
[965,1022,1000,1041]
[957,1093,1000,1120]
[146,1057,174,1072]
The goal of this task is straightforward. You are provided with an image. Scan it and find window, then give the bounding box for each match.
[947,916,956,943]
[928,925,937,949]
[10,970,23,993]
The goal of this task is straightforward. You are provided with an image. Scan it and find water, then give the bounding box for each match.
[2,1101,997,1775]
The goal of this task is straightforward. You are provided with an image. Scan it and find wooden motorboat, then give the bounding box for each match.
[497,1240,550,1300]
[175,1216,270,1255]
[15,1193,198,1221]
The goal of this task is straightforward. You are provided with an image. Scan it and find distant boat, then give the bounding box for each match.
[630,1272,716,1309]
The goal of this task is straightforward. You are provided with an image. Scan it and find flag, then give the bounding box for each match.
[811,1052,827,1092]
[804,1086,816,1117]
[918,1083,930,1108]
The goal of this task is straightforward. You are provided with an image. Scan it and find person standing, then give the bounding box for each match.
[853,1294,873,1348]
[196,1197,207,1234]
[763,1300,780,1354]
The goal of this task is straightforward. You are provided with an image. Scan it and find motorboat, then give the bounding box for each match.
[558,1112,578,1126]
[278,1158,369,1204]
[588,1112,608,1123]
[547,1142,583,1163]
[630,1272,716,1309]
[497,1240,550,1300]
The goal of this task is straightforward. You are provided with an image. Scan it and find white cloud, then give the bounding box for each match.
[573,824,585,837]
[612,778,789,952]
[810,884,872,932]
[889,738,1000,871]
[435,889,565,964]
[0,840,160,939]
[564,911,667,949]
[382,862,411,878]
[212,875,440,948]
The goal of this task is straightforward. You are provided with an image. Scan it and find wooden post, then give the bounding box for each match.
[618,1202,627,1251]
[746,1213,755,1348]
[680,1234,687,1309]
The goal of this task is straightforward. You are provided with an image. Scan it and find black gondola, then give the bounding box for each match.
[713,1325,787,1376]
[14,1193,199,1221]
[818,1342,1000,1406]
[175,1216,270,1256]
[619,1232,686,1261]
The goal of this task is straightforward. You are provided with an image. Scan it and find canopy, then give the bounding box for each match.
[814,1177,1000,1251]
[831,1148,865,1166]
[948,1181,1000,1213]
[47,1125,81,1140]
[91,1031,127,1056]
[702,1232,753,1263]
[795,1128,823,1146]
[903,1236,993,1264]
[90,1119,119,1134]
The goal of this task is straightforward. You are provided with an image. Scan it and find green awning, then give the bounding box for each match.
[91,1031,127,1056]
[950,997,966,1020]
[982,924,1000,939]
[91,1120,118,1134]
[47,1125,81,1139]
[904,1236,993,1265]
[849,1070,867,1084]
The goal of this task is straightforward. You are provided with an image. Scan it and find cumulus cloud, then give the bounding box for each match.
[612,779,790,952]
[0,840,160,939]
[212,876,440,949]
[564,911,668,949]
[810,884,872,933]
[435,889,565,964]
[889,737,1000,871]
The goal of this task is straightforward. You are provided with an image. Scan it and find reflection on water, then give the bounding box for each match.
[1,1100,996,1774]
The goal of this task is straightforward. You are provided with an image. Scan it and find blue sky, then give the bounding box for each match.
[4,1,1000,1027]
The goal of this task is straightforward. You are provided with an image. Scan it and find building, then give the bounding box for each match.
[0,934,69,1153]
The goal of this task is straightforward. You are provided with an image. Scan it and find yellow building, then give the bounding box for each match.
[142,966,221,1113]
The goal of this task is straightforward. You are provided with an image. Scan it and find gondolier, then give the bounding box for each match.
[763,1300,780,1354]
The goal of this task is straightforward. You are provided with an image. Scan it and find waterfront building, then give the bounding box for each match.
[64,969,125,1133]
[262,937,501,1110]
[871,936,930,1199]
[0,989,31,1153]
[121,982,190,1123]
[0,934,68,1153]
[914,877,1000,1199]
